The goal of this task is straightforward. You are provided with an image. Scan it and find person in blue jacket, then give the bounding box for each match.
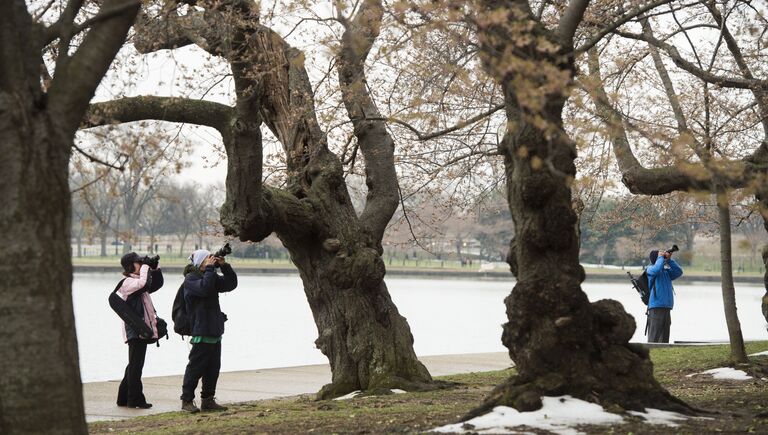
[179,249,238,413]
[646,248,683,343]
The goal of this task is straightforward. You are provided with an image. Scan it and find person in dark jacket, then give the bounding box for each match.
[180,249,237,413]
[116,252,164,408]
[646,248,683,343]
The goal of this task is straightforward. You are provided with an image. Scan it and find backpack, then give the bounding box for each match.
[109,279,154,340]
[171,284,191,336]
[627,270,655,306]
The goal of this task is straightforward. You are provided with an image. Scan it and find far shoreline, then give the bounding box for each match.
[72,263,766,284]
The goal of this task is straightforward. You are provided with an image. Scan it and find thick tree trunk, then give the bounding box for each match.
[0,105,86,432]
[716,196,748,363]
[287,243,432,398]
[473,2,691,416]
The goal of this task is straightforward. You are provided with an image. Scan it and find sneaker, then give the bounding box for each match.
[128,402,152,409]
[201,397,228,412]
[181,400,200,413]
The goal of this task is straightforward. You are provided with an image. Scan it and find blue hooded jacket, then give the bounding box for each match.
[646,256,683,309]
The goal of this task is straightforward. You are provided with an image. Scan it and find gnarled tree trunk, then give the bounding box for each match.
[87,0,432,398]
[471,0,690,416]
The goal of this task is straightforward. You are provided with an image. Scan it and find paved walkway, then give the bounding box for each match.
[84,352,511,422]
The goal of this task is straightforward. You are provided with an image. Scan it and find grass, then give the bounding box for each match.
[89,341,768,434]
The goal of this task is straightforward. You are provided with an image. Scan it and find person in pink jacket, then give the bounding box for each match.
[116,252,164,409]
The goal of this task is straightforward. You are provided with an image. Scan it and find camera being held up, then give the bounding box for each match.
[141,255,160,269]
[662,244,678,270]
[212,243,232,267]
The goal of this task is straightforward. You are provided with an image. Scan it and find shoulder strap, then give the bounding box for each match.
[113,279,126,294]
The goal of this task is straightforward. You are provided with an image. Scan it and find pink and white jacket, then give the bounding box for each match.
[118,264,159,343]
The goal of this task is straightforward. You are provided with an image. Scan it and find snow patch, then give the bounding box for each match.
[748,350,768,357]
[627,408,690,427]
[687,367,753,380]
[431,396,623,435]
[333,389,406,401]
[431,396,701,435]
[333,391,362,401]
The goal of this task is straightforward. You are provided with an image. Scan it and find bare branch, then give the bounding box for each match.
[72,143,127,171]
[556,0,590,45]
[84,96,234,133]
[47,0,140,137]
[577,0,684,54]
[338,0,399,242]
[612,29,768,90]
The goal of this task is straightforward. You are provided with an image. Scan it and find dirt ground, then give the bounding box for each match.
[90,343,768,434]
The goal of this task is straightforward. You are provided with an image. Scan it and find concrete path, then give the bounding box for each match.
[84,352,511,422]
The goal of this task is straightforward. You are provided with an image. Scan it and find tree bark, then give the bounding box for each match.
[716,195,748,363]
[1,1,137,432]
[471,0,691,416]
[0,105,86,435]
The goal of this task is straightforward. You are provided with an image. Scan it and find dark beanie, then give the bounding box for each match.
[121,252,141,273]
[649,250,659,264]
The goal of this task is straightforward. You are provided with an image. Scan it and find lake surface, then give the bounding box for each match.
[74,273,768,382]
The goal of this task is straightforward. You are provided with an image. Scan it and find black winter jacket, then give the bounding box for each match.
[125,268,164,341]
[183,264,237,337]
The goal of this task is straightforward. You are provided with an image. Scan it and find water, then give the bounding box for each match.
[74,273,768,382]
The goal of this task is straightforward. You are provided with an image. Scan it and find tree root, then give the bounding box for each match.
[465,371,699,421]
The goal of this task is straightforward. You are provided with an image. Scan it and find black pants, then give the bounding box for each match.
[117,339,148,406]
[181,342,222,401]
[647,308,672,343]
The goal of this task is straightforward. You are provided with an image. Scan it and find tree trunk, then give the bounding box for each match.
[716,196,748,363]
[178,234,188,257]
[149,232,156,254]
[286,240,432,398]
[0,105,86,432]
[76,234,82,257]
[99,227,108,257]
[472,2,691,416]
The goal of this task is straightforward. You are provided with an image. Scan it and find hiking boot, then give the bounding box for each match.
[181,400,200,413]
[201,397,228,412]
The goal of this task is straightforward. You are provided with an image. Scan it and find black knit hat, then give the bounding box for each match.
[120,252,141,273]
[649,250,659,264]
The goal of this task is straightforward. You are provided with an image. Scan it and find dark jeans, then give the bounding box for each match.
[181,342,222,401]
[647,308,672,343]
[117,339,148,406]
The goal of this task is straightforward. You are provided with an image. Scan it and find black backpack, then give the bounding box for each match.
[109,279,154,339]
[172,284,191,336]
[627,270,656,306]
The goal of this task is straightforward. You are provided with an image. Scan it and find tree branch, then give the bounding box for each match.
[704,2,768,137]
[338,0,399,243]
[84,96,233,133]
[555,0,590,45]
[612,29,768,90]
[47,0,140,137]
[576,0,677,54]
[584,48,766,195]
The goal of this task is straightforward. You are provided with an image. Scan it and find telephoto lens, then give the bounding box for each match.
[214,243,232,258]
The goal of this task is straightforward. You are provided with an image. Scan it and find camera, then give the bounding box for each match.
[141,255,160,269]
[212,243,231,267]
[666,244,679,254]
